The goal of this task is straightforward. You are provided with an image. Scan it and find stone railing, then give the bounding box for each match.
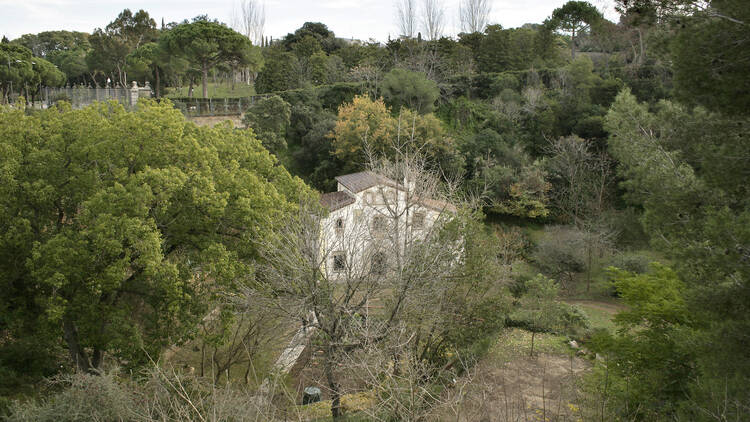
[43,82,153,109]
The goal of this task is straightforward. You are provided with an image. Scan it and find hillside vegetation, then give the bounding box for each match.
[2,0,749,420]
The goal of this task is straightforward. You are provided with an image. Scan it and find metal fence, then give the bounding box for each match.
[169,95,271,117]
[36,85,269,117]
[43,84,153,108]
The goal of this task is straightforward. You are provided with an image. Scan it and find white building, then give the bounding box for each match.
[318,171,455,280]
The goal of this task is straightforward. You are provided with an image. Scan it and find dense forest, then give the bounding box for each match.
[1,0,749,420]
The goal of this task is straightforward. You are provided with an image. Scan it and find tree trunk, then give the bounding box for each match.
[155,66,161,98]
[530,331,536,357]
[63,316,94,373]
[571,28,576,59]
[202,62,209,98]
[324,352,343,420]
[586,235,593,293]
[637,28,645,66]
[92,347,103,369]
[244,360,252,385]
[200,340,205,377]
[117,63,127,88]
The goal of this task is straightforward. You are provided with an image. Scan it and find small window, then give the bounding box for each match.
[335,218,344,229]
[354,209,363,223]
[333,252,346,272]
[372,215,388,235]
[412,212,425,229]
[364,192,374,204]
[371,252,387,275]
[385,191,396,205]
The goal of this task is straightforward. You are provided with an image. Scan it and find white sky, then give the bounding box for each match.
[0,0,619,42]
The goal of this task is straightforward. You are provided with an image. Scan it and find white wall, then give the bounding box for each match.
[319,183,446,281]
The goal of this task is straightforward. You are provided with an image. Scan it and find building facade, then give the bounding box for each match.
[318,171,455,281]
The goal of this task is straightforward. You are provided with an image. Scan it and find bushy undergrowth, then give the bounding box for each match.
[4,367,282,422]
[507,303,591,337]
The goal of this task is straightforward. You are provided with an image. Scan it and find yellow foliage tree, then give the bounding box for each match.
[330,95,395,171]
[331,95,459,174]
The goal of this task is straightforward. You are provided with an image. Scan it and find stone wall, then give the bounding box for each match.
[187,114,244,128]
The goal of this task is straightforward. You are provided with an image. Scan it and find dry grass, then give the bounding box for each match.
[440,329,590,422]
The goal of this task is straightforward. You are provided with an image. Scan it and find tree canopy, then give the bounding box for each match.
[87,9,157,87]
[159,19,257,98]
[550,1,603,58]
[381,68,439,114]
[0,99,309,375]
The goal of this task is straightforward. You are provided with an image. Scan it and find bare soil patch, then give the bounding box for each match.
[447,329,590,421]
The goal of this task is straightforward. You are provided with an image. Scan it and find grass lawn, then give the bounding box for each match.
[490,328,572,363]
[165,82,257,98]
[568,301,622,333]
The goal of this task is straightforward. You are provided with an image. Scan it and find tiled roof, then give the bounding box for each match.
[418,197,457,213]
[320,191,355,211]
[329,171,456,213]
[335,171,399,193]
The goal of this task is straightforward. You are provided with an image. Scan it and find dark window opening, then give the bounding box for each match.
[412,212,425,229]
[333,252,346,272]
[372,215,387,234]
[371,252,387,275]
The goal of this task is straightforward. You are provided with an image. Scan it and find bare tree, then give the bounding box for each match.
[257,145,466,419]
[547,135,613,228]
[547,135,617,291]
[229,0,265,86]
[195,289,286,385]
[345,338,479,421]
[396,0,418,38]
[395,41,442,80]
[459,0,492,33]
[347,58,388,98]
[231,0,266,46]
[421,0,446,41]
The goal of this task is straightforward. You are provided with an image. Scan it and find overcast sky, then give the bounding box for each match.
[0,0,618,42]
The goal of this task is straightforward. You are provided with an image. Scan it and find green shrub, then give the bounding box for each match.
[51,93,70,104]
[316,82,363,110]
[491,73,520,94]
[608,252,651,275]
[381,68,439,114]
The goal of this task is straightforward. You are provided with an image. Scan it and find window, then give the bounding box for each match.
[385,190,396,205]
[371,252,387,275]
[354,209,363,223]
[335,218,344,230]
[333,252,346,272]
[364,192,374,204]
[372,215,388,235]
[412,212,425,229]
